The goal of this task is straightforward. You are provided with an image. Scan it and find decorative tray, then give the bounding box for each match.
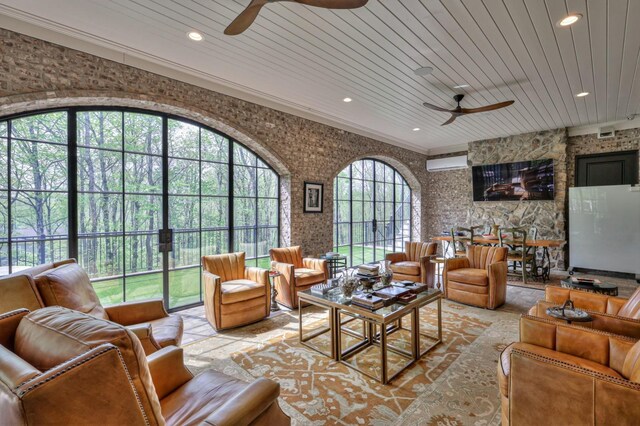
[546,306,591,321]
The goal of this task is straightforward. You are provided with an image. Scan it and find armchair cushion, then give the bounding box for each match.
[294,268,325,287]
[221,279,266,304]
[390,261,420,276]
[0,274,43,314]
[446,268,488,286]
[33,263,108,320]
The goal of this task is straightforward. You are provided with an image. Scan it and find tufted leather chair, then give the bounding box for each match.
[0,307,290,425]
[385,241,437,285]
[498,315,640,425]
[269,246,328,309]
[528,286,640,339]
[0,259,183,354]
[443,245,508,309]
[201,252,270,330]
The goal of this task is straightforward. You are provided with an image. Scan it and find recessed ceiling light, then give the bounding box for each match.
[188,31,204,41]
[343,97,352,103]
[413,128,420,132]
[558,14,582,27]
[576,92,589,97]
[414,67,433,77]
[453,84,470,89]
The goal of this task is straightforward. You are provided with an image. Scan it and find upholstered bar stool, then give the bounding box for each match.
[202,252,271,330]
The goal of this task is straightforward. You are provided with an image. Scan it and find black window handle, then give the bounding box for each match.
[158,228,173,252]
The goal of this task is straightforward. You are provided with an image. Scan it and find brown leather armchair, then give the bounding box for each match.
[385,241,437,285]
[528,285,640,338]
[443,245,508,309]
[202,252,271,331]
[269,246,328,309]
[498,315,640,425]
[0,306,290,425]
[0,259,183,354]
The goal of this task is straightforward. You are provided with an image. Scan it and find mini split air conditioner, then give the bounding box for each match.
[598,126,615,139]
[426,155,468,172]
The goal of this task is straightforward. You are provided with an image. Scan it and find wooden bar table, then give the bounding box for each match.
[431,235,565,282]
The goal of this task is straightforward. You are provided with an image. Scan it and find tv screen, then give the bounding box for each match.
[472,159,554,201]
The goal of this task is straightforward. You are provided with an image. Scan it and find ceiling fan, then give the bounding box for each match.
[225,0,369,35]
[423,94,515,126]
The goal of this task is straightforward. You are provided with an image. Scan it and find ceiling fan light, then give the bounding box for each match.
[343,97,352,103]
[453,84,469,89]
[558,14,582,27]
[187,31,204,41]
[413,128,420,132]
[576,92,589,97]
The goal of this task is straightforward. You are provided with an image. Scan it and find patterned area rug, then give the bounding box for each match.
[183,300,521,426]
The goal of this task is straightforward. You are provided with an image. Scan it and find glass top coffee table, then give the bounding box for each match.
[298,286,443,384]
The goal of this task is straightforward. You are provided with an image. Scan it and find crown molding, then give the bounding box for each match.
[568,116,640,137]
[0,8,431,155]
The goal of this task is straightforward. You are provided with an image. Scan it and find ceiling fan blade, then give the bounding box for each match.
[441,114,458,126]
[293,0,369,9]
[422,101,454,113]
[224,0,268,35]
[460,100,515,114]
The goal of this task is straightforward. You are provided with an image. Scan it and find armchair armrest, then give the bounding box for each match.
[127,323,161,354]
[272,261,295,285]
[245,266,269,287]
[203,378,281,426]
[385,252,407,264]
[0,308,30,350]
[488,261,508,309]
[105,299,169,326]
[303,257,329,278]
[146,346,194,400]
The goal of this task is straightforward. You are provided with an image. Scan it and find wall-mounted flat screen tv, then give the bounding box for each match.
[472,159,554,201]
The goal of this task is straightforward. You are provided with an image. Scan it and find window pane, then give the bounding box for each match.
[78,236,123,279]
[201,129,228,163]
[124,194,161,234]
[125,112,162,155]
[93,278,124,306]
[201,162,228,196]
[170,231,200,268]
[233,166,256,197]
[11,237,68,269]
[202,230,228,256]
[168,120,199,159]
[352,161,363,179]
[362,160,374,180]
[234,143,256,166]
[77,148,122,193]
[352,179,363,201]
[257,227,277,258]
[169,267,201,308]
[234,227,256,257]
[11,141,67,191]
[126,271,163,303]
[125,234,161,274]
[234,198,256,227]
[258,199,278,226]
[169,196,200,230]
[0,122,6,138]
[169,159,199,195]
[12,112,68,143]
[257,169,277,198]
[201,197,228,229]
[77,111,122,149]
[11,191,68,238]
[0,194,7,238]
[0,139,7,189]
[125,154,162,194]
[78,193,123,237]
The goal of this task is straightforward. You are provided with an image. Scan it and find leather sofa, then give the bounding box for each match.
[269,246,328,309]
[528,285,640,338]
[0,306,290,425]
[202,252,271,330]
[385,241,437,285]
[0,259,183,354]
[443,245,508,309]
[498,315,640,425]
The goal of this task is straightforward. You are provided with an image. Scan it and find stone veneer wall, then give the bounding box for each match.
[0,28,430,258]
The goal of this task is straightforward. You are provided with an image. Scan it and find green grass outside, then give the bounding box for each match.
[336,244,396,266]
[93,256,272,308]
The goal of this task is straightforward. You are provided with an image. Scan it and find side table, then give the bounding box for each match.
[320,254,347,278]
[269,270,282,312]
[560,278,618,296]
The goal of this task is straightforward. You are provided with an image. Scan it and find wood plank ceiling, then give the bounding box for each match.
[0,0,639,153]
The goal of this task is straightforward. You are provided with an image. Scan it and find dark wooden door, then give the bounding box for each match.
[576,150,638,186]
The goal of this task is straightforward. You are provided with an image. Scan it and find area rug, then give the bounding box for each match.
[183,301,521,426]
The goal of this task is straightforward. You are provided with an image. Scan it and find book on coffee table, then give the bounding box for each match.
[374,286,412,302]
[571,277,601,285]
[351,294,385,310]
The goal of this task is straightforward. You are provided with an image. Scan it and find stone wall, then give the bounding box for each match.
[567,128,640,186]
[0,28,429,257]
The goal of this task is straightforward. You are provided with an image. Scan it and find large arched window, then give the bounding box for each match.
[0,109,279,310]
[334,159,411,266]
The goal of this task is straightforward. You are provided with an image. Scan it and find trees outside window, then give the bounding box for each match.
[0,109,280,310]
[333,159,411,266]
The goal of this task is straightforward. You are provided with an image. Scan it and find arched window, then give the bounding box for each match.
[0,108,279,310]
[334,159,411,266]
